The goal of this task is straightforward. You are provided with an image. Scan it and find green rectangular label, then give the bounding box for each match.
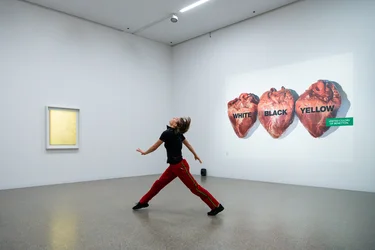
[326,117,353,127]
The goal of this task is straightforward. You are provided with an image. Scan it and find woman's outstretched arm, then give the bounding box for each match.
[183,139,202,163]
[137,140,163,155]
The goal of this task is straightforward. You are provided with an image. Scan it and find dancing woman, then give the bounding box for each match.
[134,117,224,216]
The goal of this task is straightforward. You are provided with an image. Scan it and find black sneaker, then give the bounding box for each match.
[207,204,224,216]
[132,202,149,210]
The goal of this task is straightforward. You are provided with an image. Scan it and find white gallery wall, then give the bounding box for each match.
[1,0,374,193]
[172,0,375,192]
[0,0,173,190]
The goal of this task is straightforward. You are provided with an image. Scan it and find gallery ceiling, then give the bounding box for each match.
[22,0,300,46]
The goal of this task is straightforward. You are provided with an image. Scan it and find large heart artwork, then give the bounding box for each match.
[227,93,259,138]
[295,80,342,138]
[258,87,295,138]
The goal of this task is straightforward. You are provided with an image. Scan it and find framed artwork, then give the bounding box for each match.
[46,106,80,150]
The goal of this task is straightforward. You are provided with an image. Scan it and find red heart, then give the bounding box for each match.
[296,80,342,138]
[228,93,259,138]
[258,87,296,138]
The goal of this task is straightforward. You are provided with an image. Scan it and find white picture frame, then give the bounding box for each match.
[46,106,80,150]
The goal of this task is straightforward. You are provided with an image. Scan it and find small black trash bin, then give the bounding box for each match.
[201,168,207,176]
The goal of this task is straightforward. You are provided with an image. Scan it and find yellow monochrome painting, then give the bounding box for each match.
[46,106,79,149]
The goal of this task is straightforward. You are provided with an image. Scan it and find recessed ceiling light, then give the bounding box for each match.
[179,0,211,13]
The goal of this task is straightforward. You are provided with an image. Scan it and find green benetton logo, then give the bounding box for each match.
[326,117,353,126]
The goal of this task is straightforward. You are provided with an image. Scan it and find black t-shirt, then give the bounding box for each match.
[159,125,186,164]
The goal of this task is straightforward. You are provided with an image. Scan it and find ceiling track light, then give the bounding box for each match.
[179,0,211,13]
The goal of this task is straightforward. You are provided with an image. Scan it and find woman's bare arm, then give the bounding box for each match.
[183,139,202,163]
[137,140,163,155]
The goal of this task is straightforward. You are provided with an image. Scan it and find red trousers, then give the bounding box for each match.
[139,159,220,210]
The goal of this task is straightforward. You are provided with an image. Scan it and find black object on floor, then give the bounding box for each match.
[201,168,207,176]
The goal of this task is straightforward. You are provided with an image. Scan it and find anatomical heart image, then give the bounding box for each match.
[295,80,342,138]
[228,93,259,138]
[258,87,296,138]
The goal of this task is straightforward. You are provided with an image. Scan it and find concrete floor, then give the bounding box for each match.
[1,175,375,250]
